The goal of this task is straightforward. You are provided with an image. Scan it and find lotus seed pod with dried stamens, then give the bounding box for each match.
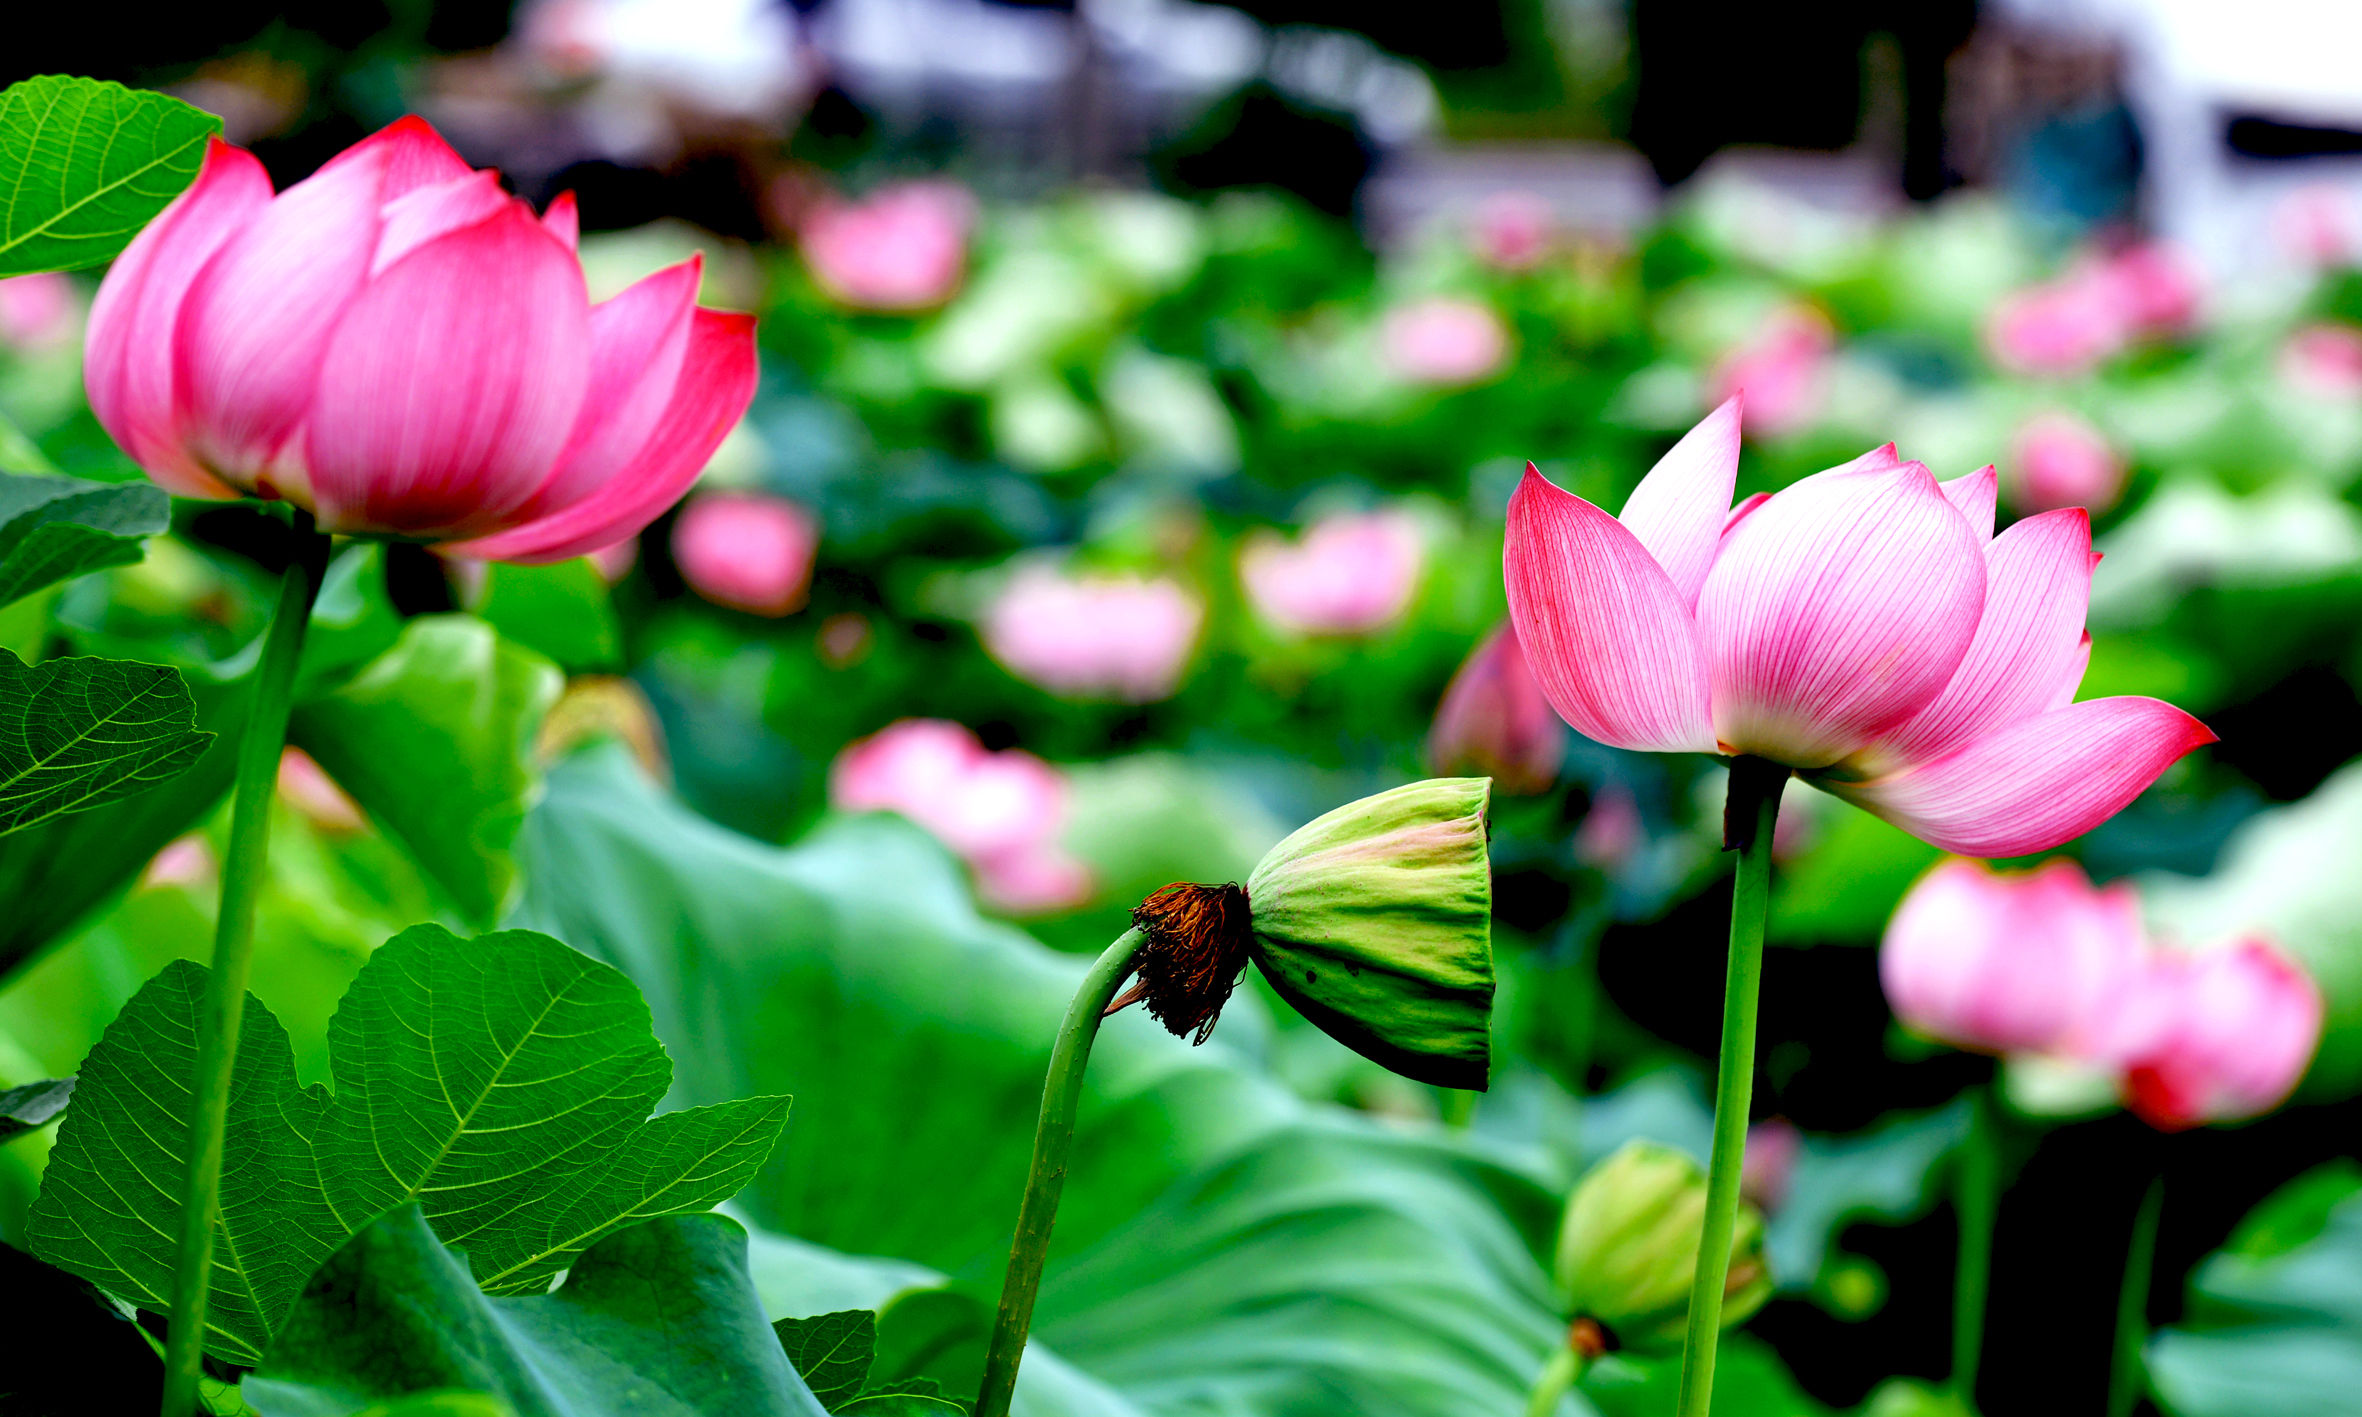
[1122,777,1496,1091]
[1554,1140,1772,1353]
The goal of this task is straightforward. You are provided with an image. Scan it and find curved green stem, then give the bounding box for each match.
[161,521,327,1417]
[975,927,1149,1417]
[2108,1175,2165,1417]
[1524,1344,1589,1417]
[1673,756,1787,1417]
[1951,1084,2001,1402]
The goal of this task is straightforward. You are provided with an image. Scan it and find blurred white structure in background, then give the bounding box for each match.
[1997,0,2362,275]
[519,0,808,157]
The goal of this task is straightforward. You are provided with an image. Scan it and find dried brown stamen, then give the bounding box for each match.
[1108,881,1254,1043]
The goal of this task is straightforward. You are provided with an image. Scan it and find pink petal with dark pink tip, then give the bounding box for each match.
[1942,465,1998,541]
[83,138,271,498]
[302,205,590,537]
[1617,395,1741,608]
[1829,697,2215,857]
[1503,464,1716,753]
[1696,460,1986,768]
[513,258,702,520]
[542,191,579,250]
[313,114,471,198]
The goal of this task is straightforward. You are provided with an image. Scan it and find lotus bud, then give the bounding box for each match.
[1553,1140,1771,1353]
[1116,778,1495,1090]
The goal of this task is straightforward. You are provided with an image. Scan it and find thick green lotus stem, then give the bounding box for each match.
[975,927,1149,1417]
[2108,1175,2165,1417]
[161,521,327,1417]
[1673,755,1788,1417]
[1524,1343,1592,1417]
[1952,1085,2001,1401]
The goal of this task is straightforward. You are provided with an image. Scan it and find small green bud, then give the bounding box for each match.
[1120,778,1495,1091]
[1553,1140,1772,1353]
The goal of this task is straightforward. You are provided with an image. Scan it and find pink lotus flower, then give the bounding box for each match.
[830,718,1092,913]
[1471,191,1553,272]
[1381,297,1509,386]
[1985,243,2201,378]
[671,490,819,616]
[1711,305,1833,437]
[0,273,76,350]
[2089,243,2200,339]
[276,746,365,833]
[2282,323,2362,400]
[2274,185,2359,268]
[1504,398,2214,856]
[1573,784,1644,870]
[2111,939,2322,1130]
[82,118,756,563]
[2008,411,2125,514]
[1242,510,1425,636]
[1427,623,1563,793]
[1881,858,2147,1056]
[981,564,1202,703]
[800,181,974,313]
[1742,1119,1802,1212]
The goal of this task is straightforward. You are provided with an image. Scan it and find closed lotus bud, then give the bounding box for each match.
[1119,778,1494,1090]
[1554,1140,1771,1353]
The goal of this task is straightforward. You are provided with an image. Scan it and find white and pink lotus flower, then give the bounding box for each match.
[1504,397,2213,857]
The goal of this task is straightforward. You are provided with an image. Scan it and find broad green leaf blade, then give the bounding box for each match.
[245,1207,829,1417]
[290,615,561,924]
[0,651,212,835]
[0,471,169,609]
[26,960,340,1366]
[0,1074,73,1141]
[2147,1165,2362,1417]
[774,1309,876,1410]
[0,76,220,276]
[314,925,790,1296]
[471,559,622,674]
[837,1398,966,1415]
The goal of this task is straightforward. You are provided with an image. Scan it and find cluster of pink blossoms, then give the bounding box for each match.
[1241,509,1426,636]
[830,719,1091,914]
[1986,241,2201,379]
[1883,858,2322,1130]
[981,565,1202,703]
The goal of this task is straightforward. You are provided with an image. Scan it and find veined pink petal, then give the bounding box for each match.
[1942,465,1998,541]
[174,140,399,486]
[1617,396,1741,608]
[1723,491,1771,535]
[443,307,757,562]
[303,205,590,537]
[1503,464,1716,753]
[2050,633,2093,711]
[1860,509,2094,773]
[83,138,271,499]
[371,171,512,276]
[313,114,471,198]
[1696,460,1986,768]
[543,191,580,250]
[1829,697,2214,856]
[510,259,701,521]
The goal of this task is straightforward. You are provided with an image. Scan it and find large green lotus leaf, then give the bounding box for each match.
[513,748,1571,1417]
[0,76,220,276]
[244,1206,828,1417]
[291,615,562,926]
[2147,1164,2362,1417]
[0,471,169,611]
[26,924,788,1364]
[0,650,210,835]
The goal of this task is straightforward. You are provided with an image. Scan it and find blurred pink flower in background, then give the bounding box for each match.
[141,834,216,890]
[831,718,1092,913]
[1242,510,1425,636]
[0,273,76,350]
[2275,185,2361,268]
[800,181,974,313]
[2007,410,2125,514]
[982,564,1202,703]
[277,746,365,833]
[586,535,639,583]
[1985,243,2200,378]
[83,119,757,562]
[1505,399,2213,856]
[1381,297,1509,385]
[1742,1119,1802,1212]
[1573,784,1644,870]
[1427,623,1563,793]
[2282,323,2362,400]
[671,490,819,616]
[2110,939,2323,1130]
[1881,858,2147,1056]
[1471,191,1553,271]
[2088,243,2200,340]
[1711,305,1833,436]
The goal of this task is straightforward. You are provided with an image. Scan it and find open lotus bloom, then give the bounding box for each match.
[2103,938,2324,1130]
[84,118,757,562]
[1504,398,2214,856]
[1881,858,2147,1056]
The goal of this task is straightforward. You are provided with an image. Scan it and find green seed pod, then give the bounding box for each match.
[1121,778,1495,1091]
[1553,1140,1771,1353]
